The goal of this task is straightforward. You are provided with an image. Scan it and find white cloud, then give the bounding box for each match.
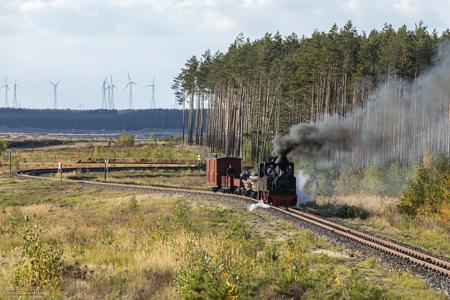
[203,11,238,31]
[18,0,46,12]
[1,0,450,109]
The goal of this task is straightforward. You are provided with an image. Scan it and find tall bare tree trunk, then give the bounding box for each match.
[188,90,195,144]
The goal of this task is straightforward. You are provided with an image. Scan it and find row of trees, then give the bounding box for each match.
[172,21,450,164]
[0,108,191,130]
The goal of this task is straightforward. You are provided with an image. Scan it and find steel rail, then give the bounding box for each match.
[15,167,450,278]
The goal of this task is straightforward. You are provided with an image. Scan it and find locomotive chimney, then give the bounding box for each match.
[275,155,289,171]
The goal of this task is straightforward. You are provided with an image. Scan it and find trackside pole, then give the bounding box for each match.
[58,161,62,185]
[104,159,109,182]
[9,151,12,175]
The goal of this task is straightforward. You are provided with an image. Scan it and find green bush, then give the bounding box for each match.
[117,134,135,147]
[173,201,193,230]
[0,137,7,153]
[360,165,384,195]
[333,165,362,195]
[334,163,408,197]
[315,166,338,196]
[336,204,369,220]
[399,154,450,218]
[128,195,139,213]
[100,226,116,245]
[175,248,240,299]
[274,255,382,299]
[13,224,65,292]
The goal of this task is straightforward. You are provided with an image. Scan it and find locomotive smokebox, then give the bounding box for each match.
[275,155,290,171]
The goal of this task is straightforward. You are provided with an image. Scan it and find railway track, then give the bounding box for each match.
[15,166,450,283]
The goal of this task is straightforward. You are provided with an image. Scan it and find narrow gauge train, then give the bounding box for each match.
[206,155,297,206]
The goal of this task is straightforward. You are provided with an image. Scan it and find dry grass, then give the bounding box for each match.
[318,194,450,258]
[59,169,209,190]
[0,140,202,175]
[316,194,397,215]
[0,176,447,298]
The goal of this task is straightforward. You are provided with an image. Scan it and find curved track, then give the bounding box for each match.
[15,166,450,280]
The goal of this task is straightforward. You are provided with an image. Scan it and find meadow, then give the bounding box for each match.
[0,139,201,175]
[0,138,448,298]
[0,177,446,299]
[57,169,209,190]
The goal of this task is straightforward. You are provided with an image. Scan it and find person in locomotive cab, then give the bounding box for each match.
[226,165,235,177]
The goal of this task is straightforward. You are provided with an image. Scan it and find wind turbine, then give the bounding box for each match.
[124,71,137,109]
[49,81,60,109]
[13,81,18,108]
[145,76,156,109]
[0,77,10,107]
[109,75,117,109]
[101,76,108,109]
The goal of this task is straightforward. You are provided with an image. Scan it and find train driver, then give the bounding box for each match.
[226,165,235,177]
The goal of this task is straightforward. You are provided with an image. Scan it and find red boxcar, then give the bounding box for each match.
[206,157,242,188]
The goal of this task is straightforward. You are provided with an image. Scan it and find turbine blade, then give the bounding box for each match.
[127,71,131,81]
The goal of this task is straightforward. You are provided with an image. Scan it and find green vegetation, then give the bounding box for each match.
[0,140,200,174]
[340,201,450,258]
[0,178,446,299]
[12,214,65,293]
[117,134,135,147]
[64,169,208,190]
[399,154,449,220]
[300,162,410,198]
[0,138,7,153]
[173,22,450,162]
[305,154,449,258]
[1,138,448,297]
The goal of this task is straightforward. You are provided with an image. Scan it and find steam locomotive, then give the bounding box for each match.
[206,155,297,206]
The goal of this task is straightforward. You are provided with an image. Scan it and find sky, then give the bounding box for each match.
[1,0,450,110]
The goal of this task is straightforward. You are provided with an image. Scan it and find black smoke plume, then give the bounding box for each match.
[272,118,352,158]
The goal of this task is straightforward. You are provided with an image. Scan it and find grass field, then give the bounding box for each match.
[0,139,449,298]
[0,176,447,299]
[50,169,209,190]
[0,140,202,175]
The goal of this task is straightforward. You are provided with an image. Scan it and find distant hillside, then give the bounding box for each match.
[0,108,192,130]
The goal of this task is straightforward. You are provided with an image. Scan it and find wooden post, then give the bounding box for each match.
[9,151,12,175]
[104,159,108,182]
[58,161,62,185]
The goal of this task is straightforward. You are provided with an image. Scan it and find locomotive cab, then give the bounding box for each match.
[259,155,297,206]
